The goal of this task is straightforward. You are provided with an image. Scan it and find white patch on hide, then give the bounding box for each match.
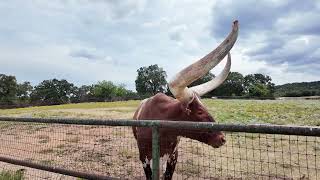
[142,154,172,175]
[160,154,169,173]
[143,156,151,168]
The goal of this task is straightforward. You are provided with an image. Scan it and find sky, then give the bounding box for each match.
[0,0,319,91]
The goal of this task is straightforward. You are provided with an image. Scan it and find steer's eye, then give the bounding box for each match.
[197,111,203,116]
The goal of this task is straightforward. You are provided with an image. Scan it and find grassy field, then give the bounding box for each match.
[1,99,319,126]
[0,99,319,179]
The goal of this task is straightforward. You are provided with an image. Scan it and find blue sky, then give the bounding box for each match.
[0,0,319,90]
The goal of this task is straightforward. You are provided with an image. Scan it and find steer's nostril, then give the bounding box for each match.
[221,137,226,144]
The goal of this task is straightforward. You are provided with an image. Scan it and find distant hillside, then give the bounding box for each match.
[275,81,320,97]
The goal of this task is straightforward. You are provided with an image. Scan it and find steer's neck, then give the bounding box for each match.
[166,101,209,144]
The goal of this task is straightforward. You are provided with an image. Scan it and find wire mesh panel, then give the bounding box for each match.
[175,132,320,179]
[0,120,319,179]
[0,121,145,179]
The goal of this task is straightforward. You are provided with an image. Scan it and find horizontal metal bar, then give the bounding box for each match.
[0,117,319,136]
[0,156,119,180]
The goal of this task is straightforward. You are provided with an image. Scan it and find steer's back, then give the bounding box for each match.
[133,93,177,121]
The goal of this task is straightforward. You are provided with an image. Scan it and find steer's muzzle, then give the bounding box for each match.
[208,132,226,148]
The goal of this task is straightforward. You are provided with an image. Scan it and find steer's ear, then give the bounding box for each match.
[181,93,196,115]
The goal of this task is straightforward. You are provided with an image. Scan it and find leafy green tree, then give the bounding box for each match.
[114,84,139,101]
[248,83,269,97]
[0,74,18,105]
[93,81,117,101]
[275,81,320,97]
[212,72,245,96]
[71,85,94,103]
[17,81,33,103]
[30,79,75,105]
[188,72,215,87]
[244,74,275,97]
[123,90,139,100]
[92,81,137,101]
[135,64,167,95]
[115,84,128,97]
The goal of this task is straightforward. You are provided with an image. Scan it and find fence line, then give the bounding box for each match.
[0,117,319,179]
[0,117,320,136]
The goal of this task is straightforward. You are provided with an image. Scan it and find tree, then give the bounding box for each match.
[115,84,128,98]
[248,83,269,97]
[92,81,138,101]
[244,73,275,97]
[93,81,117,101]
[0,74,18,105]
[30,79,75,105]
[135,64,167,95]
[212,72,245,96]
[188,72,215,87]
[71,85,94,103]
[114,84,139,101]
[17,81,33,103]
[122,90,139,100]
[275,81,320,97]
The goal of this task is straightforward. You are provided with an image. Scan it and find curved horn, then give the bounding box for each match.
[190,52,231,96]
[169,20,239,103]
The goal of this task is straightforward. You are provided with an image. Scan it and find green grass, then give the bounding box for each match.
[0,101,139,116]
[203,99,320,125]
[0,99,319,126]
[0,169,24,180]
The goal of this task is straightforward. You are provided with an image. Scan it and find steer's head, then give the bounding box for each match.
[168,20,239,148]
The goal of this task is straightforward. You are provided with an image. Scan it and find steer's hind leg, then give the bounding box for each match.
[163,150,178,180]
[140,157,152,180]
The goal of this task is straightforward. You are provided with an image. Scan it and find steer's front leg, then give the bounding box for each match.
[163,150,178,180]
[140,157,152,180]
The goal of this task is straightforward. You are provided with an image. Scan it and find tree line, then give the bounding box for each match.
[2,64,317,108]
[275,81,320,97]
[135,64,276,98]
[0,74,138,108]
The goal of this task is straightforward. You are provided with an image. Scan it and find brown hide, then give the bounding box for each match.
[132,93,225,162]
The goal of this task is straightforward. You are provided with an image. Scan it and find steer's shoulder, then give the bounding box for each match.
[150,93,181,115]
[148,93,177,107]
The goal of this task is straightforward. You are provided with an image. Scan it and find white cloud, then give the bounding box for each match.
[0,44,135,88]
[276,11,320,35]
[226,53,319,85]
[0,0,319,92]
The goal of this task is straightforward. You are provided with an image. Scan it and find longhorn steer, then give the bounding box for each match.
[133,21,239,180]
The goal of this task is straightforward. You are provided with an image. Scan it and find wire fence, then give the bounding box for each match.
[0,117,319,179]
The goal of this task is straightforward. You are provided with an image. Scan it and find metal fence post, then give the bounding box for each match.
[152,126,160,180]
